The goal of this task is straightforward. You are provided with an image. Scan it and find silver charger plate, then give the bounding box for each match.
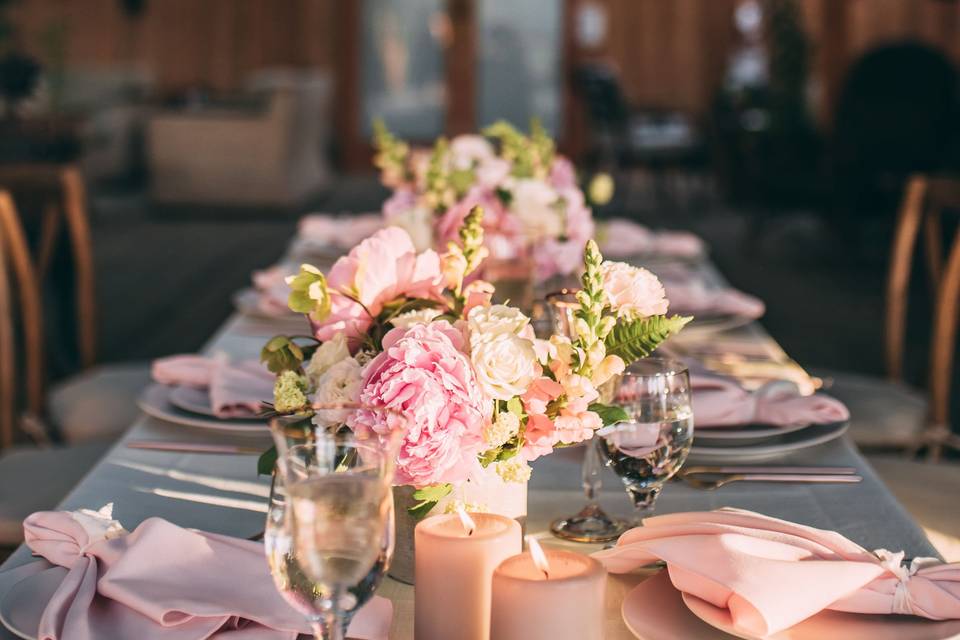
[692,421,810,446]
[168,385,259,420]
[689,422,849,462]
[137,384,268,435]
[0,562,65,640]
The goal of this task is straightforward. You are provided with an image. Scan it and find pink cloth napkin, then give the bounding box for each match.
[298,213,383,249]
[151,355,274,418]
[594,508,960,637]
[599,219,705,259]
[23,506,392,640]
[251,266,294,317]
[691,374,849,428]
[666,281,766,319]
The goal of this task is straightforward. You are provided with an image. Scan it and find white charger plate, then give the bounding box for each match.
[138,384,268,435]
[0,563,66,640]
[689,422,848,461]
[623,570,960,640]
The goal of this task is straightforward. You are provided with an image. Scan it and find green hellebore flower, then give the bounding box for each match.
[286,264,332,320]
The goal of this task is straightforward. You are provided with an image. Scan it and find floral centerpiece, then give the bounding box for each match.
[259,207,688,580]
[373,120,599,282]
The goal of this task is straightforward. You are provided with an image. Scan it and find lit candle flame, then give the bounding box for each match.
[456,505,476,536]
[526,535,550,579]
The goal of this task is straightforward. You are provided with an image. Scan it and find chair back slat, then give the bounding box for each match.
[0,163,96,368]
[0,198,14,449]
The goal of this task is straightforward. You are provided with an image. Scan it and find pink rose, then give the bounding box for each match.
[351,321,488,487]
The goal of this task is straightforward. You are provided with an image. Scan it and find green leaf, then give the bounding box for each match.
[260,335,305,374]
[407,483,453,520]
[603,314,692,366]
[506,396,524,419]
[589,402,629,427]
[257,446,277,476]
[478,448,500,468]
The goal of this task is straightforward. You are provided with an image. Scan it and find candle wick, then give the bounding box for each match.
[542,569,549,580]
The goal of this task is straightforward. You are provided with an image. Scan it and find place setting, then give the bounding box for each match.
[2,105,960,640]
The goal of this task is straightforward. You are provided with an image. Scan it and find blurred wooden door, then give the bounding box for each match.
[336,0,569,171]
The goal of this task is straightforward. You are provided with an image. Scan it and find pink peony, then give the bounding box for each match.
[315,228,445,347]
[351,321,488,487]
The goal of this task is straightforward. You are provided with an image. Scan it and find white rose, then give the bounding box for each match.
[304,332,350,388]
[471,334,540,400]
[600,261,669,319]
[468,304,529,346]
[510,179,564,241]
[390,307,443,329]
[388,204,434,252]
[311,357,363,427]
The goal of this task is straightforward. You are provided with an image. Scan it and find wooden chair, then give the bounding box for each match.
[912,177,960,460]
[0,189,109,544]
[0,164,97,369]
[0,184,148,447]
[818,175,940,450]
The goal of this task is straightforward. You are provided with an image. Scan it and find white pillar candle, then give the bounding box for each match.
[490,540,607,640]
[414,511,522,640]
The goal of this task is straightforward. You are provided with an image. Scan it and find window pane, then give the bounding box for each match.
[361,0,447,139]
[477,0,564,135]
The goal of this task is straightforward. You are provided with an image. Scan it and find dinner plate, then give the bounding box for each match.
[689,421,848,461]
[693,422,810,446]
[678,313,754,337]
[622,570,960,640]
[168,385,259,420]
[0,562,66,640]
[138,384,268,434]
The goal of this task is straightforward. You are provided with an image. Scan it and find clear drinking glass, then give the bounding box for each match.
[266,415,401,640]
[546,289,628,543]
[597,358,693,520]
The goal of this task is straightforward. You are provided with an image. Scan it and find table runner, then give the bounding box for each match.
[0,262,938,640]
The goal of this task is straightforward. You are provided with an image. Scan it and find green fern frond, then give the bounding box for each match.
[604,315,692,366]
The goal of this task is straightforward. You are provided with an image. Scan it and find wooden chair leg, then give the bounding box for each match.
[922,225,960,460]
[0,192,45,419]
[60,167,97,368]
[36,200,61,281]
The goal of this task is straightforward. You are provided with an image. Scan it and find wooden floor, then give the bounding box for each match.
[866,454,960,560]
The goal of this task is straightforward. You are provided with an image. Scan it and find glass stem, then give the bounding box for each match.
[626,485,662,514]
[310,613,345,640]
[582,435,602,504]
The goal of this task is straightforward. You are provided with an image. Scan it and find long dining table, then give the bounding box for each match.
[0,248,940,639]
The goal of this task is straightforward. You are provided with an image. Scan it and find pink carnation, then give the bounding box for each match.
[351,321,488,487]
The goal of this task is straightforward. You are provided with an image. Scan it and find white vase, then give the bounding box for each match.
[389,465,528,584]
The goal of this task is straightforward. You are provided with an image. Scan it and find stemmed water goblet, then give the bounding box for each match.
[597,358,694,521]
[265,411,402,640]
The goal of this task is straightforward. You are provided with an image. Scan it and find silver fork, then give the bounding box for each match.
[681,473,863,490]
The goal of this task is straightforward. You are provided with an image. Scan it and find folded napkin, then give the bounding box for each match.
[250,266,295,317]
[298,213,383,249]
[599,218,705,259]
[666,281,765,319]
[594,508,960,637]
[151,355,274,418]
[691,374,849,428]
[22,505,391,640]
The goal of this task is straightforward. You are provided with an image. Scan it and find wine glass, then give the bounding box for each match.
[267,415,401,640]
[597,358,693,520]
[545,289,628,543]
[264,456,394,635]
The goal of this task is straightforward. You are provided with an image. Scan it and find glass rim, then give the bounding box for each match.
[621,357,689,378]
[544,288,580,308]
